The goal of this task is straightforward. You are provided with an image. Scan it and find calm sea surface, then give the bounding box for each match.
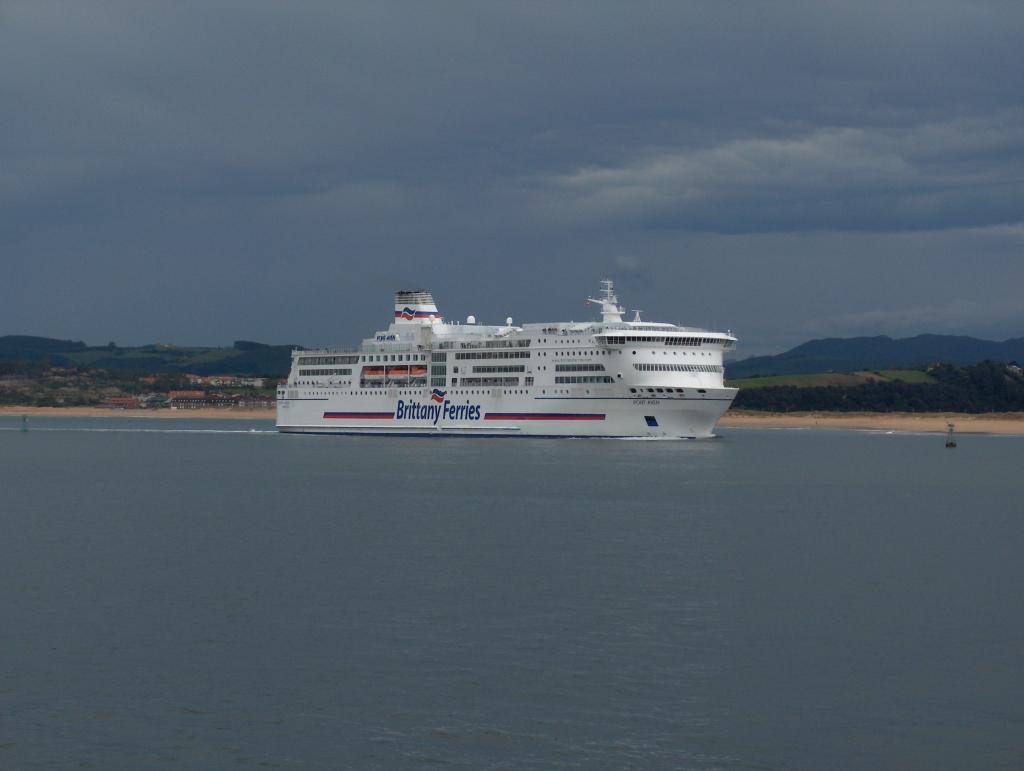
[1,416,1022,769]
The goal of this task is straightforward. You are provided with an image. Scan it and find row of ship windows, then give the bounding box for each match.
[301,349,711,379]
[306,334,730,365]
[310,346,720,366]
[299,368,352,376]
[630,387,708,395]
[315,389,532,396]
[601,336,723,346]
[436,339,532,350]
[299,354,429,365]
[633,363,724,372]
[361,354,426,362]
[454,351,532,360]
[443,337,715,349]
[289,383,709,399]
[538,333,725,346]
[299,354,430,365]
[291,388,630,402]
[554,376,615,384]
[313,348,712,368]
[297,356,360,366]
[471,365,525,374]
[436,366,522,375]
[456,376,536,387]
[295,363,717,385]
[290,386,617,401]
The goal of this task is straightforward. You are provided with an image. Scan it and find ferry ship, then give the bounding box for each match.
[276,281,738,438]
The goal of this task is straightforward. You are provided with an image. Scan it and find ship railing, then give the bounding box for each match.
[294,346,361,355]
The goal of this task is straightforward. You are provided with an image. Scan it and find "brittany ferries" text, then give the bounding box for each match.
[395,399,482,425]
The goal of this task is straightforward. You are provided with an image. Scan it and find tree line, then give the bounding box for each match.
[732,362,1024,413]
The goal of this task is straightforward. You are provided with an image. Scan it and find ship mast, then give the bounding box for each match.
[587,279,624,323]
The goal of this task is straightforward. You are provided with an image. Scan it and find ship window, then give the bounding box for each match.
[630,388,637,393]
[645,416,658,427]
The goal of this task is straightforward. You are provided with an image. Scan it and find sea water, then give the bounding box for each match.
[1,416,1022,768]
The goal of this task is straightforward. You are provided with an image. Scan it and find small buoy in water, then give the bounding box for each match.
[945,422,957,448]
[21,415,28,432]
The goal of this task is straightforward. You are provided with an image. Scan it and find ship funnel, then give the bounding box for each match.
[393,290,441,324]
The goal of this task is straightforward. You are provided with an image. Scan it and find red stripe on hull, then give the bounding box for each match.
[484,413,605,421]
[324,412,394,419]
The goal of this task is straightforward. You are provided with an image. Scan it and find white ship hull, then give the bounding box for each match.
[277,387,736,439]
[277,282,738,440]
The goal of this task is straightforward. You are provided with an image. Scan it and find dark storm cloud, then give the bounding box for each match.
[526,110,1024,233]
[1,0,1021,352]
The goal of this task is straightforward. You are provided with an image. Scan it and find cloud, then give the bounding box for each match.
[526,110,1024,233]
[0,1,1022,349]
[608,254,655,292]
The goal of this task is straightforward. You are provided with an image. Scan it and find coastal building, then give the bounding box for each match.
[168,390,208,409]
[168,390,275,409]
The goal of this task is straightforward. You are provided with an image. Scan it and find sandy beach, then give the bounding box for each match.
[0,406,276,420]
[719,410,1024,435]
[3,405,1024,434]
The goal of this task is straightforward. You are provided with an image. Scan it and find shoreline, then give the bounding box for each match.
[719,410,1024,435]
[0,406,276,420]
[2,406,1024,434]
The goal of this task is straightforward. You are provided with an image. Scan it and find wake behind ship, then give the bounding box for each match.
[276,281,738,438]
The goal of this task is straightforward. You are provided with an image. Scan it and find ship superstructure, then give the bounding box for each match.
[276,281,738,438]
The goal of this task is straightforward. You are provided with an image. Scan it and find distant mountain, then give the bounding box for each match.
[0,335,300,376]
[727,334,1024,378]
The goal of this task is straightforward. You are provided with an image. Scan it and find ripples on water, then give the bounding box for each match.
[1,416,1022,769]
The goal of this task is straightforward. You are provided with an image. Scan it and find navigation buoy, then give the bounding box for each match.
[20,415,28,432]
[945,422,957,448]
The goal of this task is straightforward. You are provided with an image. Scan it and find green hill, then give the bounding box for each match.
[731,361,1024,413]
[0,336,299,376]
[0,335,87,365]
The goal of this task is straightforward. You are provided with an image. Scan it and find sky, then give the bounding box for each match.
[1,0,1021,356]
